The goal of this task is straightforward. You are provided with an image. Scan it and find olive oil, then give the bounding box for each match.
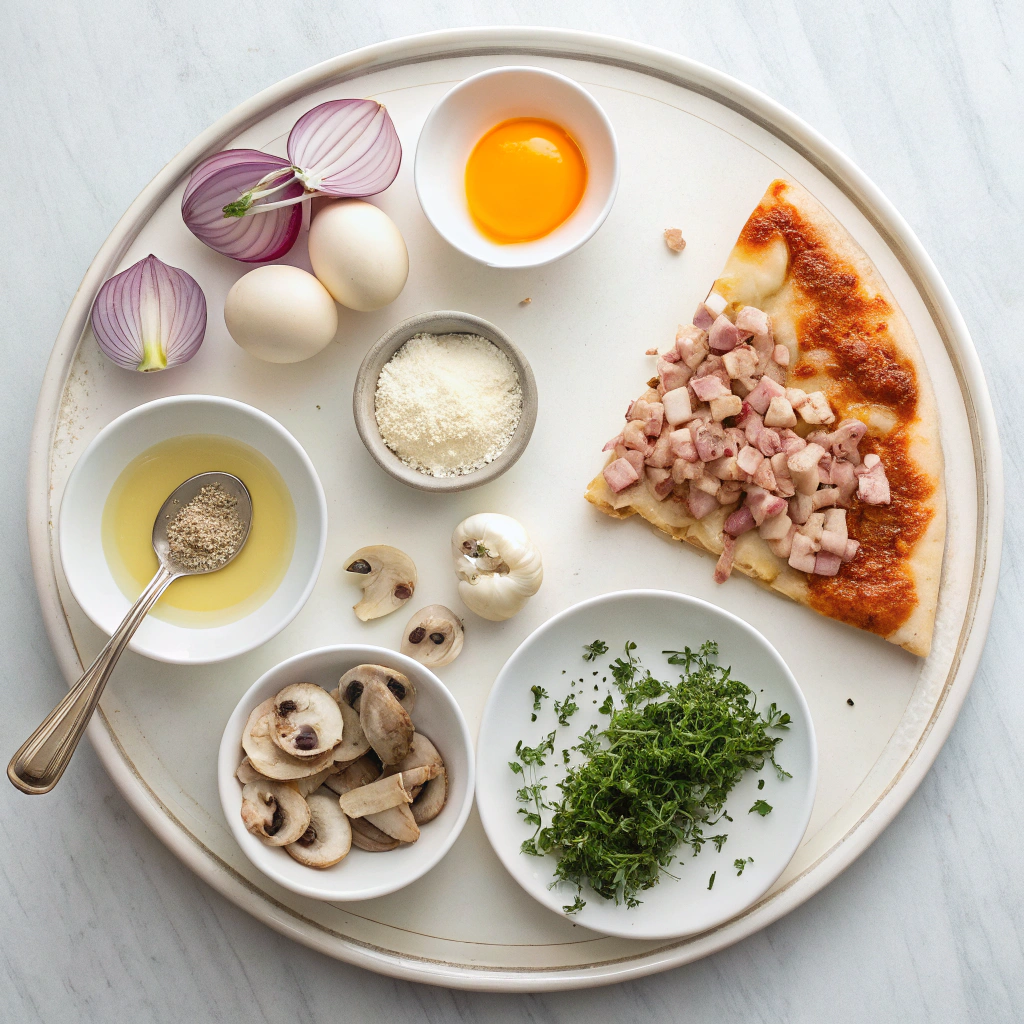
[102,434,296,627]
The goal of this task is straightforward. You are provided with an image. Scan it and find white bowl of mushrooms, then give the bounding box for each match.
[217,644,474,901]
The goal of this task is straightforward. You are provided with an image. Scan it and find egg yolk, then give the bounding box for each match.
[465,118,587,243]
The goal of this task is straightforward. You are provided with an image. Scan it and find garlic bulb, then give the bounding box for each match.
[451,514,543,622]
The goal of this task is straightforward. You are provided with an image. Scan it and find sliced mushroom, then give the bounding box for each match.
[285,790,352,869]
[412,769,448,825]
[328,687,371,762]
[338,665,416,714]
[381,733,443,778]
[242,699,337,780]
[285,764,341,798]
[366,802,420,844]
[400,605,464,668]
[337,765,439,818]
[323,755,380,797]
[344,545,417,621]
[235,756,269,786]
[350,816,401,852]
[240,781,310,846]
[270,683,344,759]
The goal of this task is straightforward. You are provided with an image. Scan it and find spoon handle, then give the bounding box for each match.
[8,564,179,795]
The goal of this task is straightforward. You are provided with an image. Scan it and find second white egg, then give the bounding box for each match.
[308,200,409,312]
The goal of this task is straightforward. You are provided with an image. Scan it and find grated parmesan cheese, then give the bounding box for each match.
[374,332,523,477]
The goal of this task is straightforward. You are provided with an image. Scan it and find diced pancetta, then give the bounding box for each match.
[717,481,744,504]
[687,486,720,520]
[823,508,847,537]
[691,374,732,402]
[768,524,797,559]
[693,304,714,331]
[623,420,653,456]
[710,394,743,421]
[725,426,747,454]
[787,442,827,495]
[736,445,764,476]
[789,492,814,525]
[842,539,861,562]
[763,361,787,385]
[714,534,737,583]
[753,458,778,490]
[691,420,728,462]
[722,345,759,379]
[772,344,790,367]
[745,486,788,525]
[745,376,786,414]
[820,529,848,556]
[675,325,709,369]
[645,432,675,468]
[813,551,842,576]
[603,433,624,452]
[779,430,806,456]
[668,426,700,462]
[603,458,639,493]
[735,305,771,338]
[630,400,663,437]
[623,449,646,477]
[646,466,674,499]
[709,314,744,353]
[663,387,693,426]
[788,533,818,573]
[658,357,691,392]
[786,388,809,409]
[672,457,704,483]
[758,512,793,541]
[764,396,797,428]
[693,472,721,496]
[829,418,867,460]
[856,454,891,504]
[707,455,745,481]
[812,487,840,510]
[799,512,825,546]
[830,458,858,505]
[797,391,836,425]
[724,506,756,536]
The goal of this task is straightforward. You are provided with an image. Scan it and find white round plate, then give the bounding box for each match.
[477,591,817,940]
[27,28,1001,990]
[218,645,475,902]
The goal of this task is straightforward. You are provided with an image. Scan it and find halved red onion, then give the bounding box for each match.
[181,150,304,262]
[91,255,207,372]
[287,99,401,196]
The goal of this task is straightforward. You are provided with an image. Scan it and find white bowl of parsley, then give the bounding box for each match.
[475,590,817,940]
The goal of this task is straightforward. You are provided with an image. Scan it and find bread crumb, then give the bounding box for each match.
[663,228,686,252]
[520,297,532,305]
[645,347,659,355]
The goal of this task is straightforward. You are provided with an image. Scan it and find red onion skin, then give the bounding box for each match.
[287,99,401,197]
[181,149,303,262]
[91,255,206,371]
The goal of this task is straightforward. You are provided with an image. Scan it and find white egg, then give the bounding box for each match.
[224,265,338,364]
[308,200,409,312]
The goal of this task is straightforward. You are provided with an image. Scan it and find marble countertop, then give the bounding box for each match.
[2,2,1021,1020]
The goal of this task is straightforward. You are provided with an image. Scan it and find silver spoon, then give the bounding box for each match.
[8,472,252,795]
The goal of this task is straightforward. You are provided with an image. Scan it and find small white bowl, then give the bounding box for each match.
[218,645,475,902]
[415,66,619,268]
[59,395,327,665]
[476,590,817,940]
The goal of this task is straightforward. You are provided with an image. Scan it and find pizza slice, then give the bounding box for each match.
[586,179,946,657]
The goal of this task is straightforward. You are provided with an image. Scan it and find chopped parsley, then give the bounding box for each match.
[734,857,753,876]
[582,639,609,661]
[530,685,548,722]
[707,871,716,890]
[749,799,773,817]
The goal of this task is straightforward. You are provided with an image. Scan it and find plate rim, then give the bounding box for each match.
[25,26,1003,991]
[475,588,819,940]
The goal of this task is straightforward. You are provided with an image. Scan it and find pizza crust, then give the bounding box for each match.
[587,179,946,657]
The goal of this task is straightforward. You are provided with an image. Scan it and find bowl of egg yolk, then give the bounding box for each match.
[58,395,328,665]
[414,66,618,268]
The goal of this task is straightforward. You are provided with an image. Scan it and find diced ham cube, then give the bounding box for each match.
[645,432,675,468]
[787,442,827,495]
[669,426,700,462]
[812,487,840,510]
[788,532,818,573]
[709,314,744,353]
[746,376,787,414]
[813,551,842,576]
[623,449,646,477]
[603,458,638,493]
[856,454,891,504]
[691,374,732,402]
[768,524,797,559]
[714,534,737,583]
[736,445,764,477]
[707,455,745,481]
[725,506,757,536]
[722,345,759,379]
[672,457,704,483]
[663,387,693,426]
[623,420,653,456]
[772,344,790,367]
[603,433,623,452]
[789,492,814,525]
[646,466,674,499]
[658,357,691,392]
[753,458,777,491]
[735,305,771,338]
[710,395,743,421]
[842,539,861,562]
[764,396,797,428]
[759,512,793,541]
[797,391,836,425]
[687,486,720,520]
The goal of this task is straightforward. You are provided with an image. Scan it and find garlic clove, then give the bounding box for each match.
[400,605,464,667]
[344,545,417,621]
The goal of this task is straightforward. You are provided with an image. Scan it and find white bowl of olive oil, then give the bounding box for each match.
[59,395,327,664]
